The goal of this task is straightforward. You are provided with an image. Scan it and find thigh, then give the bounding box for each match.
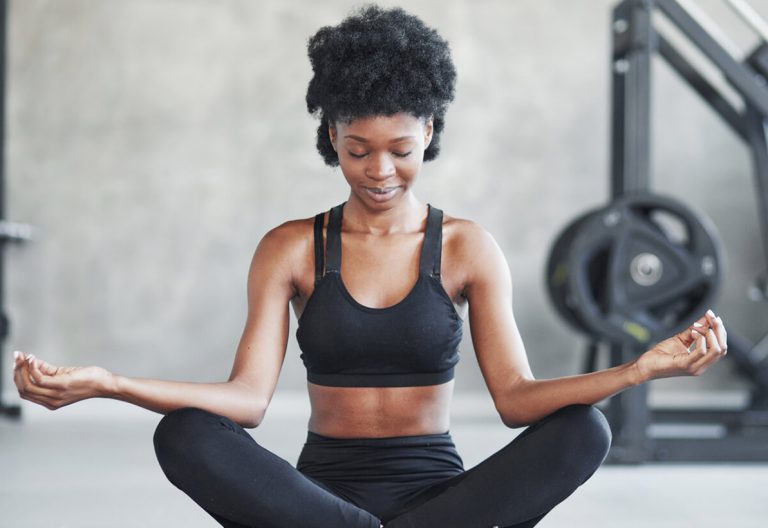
[153,407,381,528]
[385,404,612,528]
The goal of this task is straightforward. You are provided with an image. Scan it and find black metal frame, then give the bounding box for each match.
[0,0,33,420]
[602,0,768,462]
[0,0,20,420]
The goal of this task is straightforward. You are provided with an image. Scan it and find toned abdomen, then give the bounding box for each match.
[307,380,454,438]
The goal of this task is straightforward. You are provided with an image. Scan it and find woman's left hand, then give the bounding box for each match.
[633,310,728,383]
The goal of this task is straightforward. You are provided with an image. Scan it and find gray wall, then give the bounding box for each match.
[5,0,768,398]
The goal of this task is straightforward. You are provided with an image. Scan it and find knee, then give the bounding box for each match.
[153,407,215,468]
[555,404,612,446]
[547,404,612,477]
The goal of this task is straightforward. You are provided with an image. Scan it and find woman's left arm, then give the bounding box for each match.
[460,222,727,429]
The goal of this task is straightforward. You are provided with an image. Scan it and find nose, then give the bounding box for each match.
[365,153,396,180]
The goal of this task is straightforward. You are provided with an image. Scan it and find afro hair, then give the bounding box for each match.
[305,4,457,166]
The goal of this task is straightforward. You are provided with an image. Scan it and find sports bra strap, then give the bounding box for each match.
[420,204,443,279]
[324,203,344,273]
[312,212,325,284]
[319,201,443,279]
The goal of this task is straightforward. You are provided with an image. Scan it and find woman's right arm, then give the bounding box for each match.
[13,222,301,429]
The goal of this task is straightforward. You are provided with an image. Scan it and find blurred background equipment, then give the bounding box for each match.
[546,0,768,462]
[547,192,723,349]
[0,0,32,421]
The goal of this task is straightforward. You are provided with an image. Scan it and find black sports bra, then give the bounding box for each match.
[295,201,463,388]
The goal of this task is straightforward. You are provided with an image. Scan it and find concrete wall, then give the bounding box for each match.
[5,0,768,400]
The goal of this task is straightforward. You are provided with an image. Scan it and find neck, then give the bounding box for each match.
[343,191,426,235]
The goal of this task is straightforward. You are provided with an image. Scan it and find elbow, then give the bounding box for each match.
[228,379,269,429]
[241,398,268,429]
[495,378,534,429]
[496,398,527,429]
[498,409,529,429]
[227,391,268,429]
[238,413,264,430]
[240,417,261,429]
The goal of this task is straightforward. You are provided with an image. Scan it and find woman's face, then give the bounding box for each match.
[329,112,433,207]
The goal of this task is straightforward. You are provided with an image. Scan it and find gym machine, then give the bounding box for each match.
[0,0,33,420]
[546,0,768,462]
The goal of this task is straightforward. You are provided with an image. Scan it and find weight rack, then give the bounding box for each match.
[600,0,768,462]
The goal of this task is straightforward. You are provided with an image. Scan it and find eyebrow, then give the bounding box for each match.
[344,135,415,143]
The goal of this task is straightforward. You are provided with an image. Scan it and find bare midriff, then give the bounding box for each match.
[307,380,454,438]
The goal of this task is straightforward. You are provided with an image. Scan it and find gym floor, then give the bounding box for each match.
[1,392,765,528]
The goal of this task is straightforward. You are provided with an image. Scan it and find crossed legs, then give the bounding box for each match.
[153,404,611,528]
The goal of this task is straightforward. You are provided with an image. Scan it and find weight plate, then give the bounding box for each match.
[545,208,603,333]
[548,192,724,349]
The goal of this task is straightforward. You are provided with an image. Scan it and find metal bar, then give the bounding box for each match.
[606,344,653,463]
[583,341,599,373]
[0,0,17,419]
[676,0,743,58]
[610,0,655,198]
[657,35,748,141]
[742,108,768,275]
[608,3,654,460]
[657,0,768,117]
[605,343,625,433]
[725,0,768,43]
[652,408,768,426]
[651,436,768,461]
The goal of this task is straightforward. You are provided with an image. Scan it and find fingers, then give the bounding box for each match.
[13,351,62,384]
[13,356,65,409]
[12,351,76,410]
[696,310,727,359]
[686,327,705,354]
[679,310,728,350]
[678,314,709,347]
[13,357,25,391]
[38,359,60,376]
[18,389,62,410]
[18,362,61,397]
[28,358,66,389]
[684,330,707,362]
[670,309,728,376]
[711,315,727,356]
[13,350,30,371]
[692,313,709,327]
[689,323,727,375]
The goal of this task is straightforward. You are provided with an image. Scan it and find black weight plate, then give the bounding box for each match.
[566,192,723,348]
[545,208,603,334]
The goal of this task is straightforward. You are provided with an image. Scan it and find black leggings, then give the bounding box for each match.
[153,404,611,528]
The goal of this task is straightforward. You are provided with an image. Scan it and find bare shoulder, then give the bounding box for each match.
[442,212,503,265]
[248,215,318,298]
[442,212,510,298]
[253,217,311,258]
[261,215,316,246]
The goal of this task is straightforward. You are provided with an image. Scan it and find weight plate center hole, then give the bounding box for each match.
[630,252,663,286]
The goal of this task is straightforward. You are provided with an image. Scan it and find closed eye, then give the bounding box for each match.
[347,151,412,159]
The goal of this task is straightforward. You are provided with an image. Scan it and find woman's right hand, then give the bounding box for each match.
[12,351,115,410]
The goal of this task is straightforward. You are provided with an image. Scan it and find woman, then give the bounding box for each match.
[13,5,727,528]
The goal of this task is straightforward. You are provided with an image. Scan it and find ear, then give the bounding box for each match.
[328,124,338,152]
[424,117,434,149]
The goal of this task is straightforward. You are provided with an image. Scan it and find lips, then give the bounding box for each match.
[364,186,400,202]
